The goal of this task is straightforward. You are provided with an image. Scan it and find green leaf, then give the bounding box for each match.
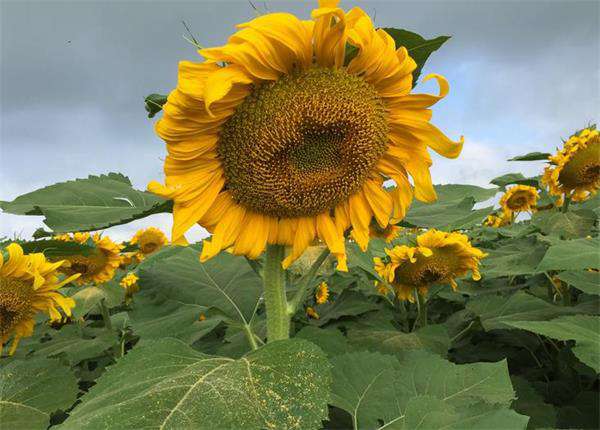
[467,291,565,331]
[313,290,380,326]
[347,324,450,358]
[508,152,551,161]
[329,349,522,430]
[431,184,498,202]
[511,376,557,429]
[404,197,492,230]
[532,210,596,239]
[62,338,331,430]
[144,93,168,118]
[490,173,539,188]
[16,239,96,258]
[0,358,79,430]
[481,237,548,277]
[295,326,351,357]
[537,237,600,271]
[138,248,262,326]
[0,173,170,233]
[557,270,600,295]
[382,28,450,86]
[71,280,124,318]
[506,315,600,372]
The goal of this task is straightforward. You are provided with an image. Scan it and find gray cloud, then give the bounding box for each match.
[1,0,599,240]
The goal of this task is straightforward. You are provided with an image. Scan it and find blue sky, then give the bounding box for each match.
[1,0,598,241]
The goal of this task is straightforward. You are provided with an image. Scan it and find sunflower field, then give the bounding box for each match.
[1,1,599,429]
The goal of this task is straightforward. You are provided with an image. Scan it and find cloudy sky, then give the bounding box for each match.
[1,0,598,241]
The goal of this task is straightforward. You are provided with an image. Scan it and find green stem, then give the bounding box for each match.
[412,289,428,331]
[451,320,475,343]
[263,244,290,342]
[561,196,571,213]
[99,299,112,331]
[287,248,331,316]
[243,324,259,350]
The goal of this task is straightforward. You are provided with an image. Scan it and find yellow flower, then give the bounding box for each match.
[374,229,486,301]
[199,313,206,322]
[1,243,79,355]
[119,252,139,269]
[119,272,139,297]
[130,227,168,258]
[55,233,122,285]
[306,306,320,320]
[315,281,329,304]
[374,280,392,296]
[148,0,463,271]
[368,223,403,243]
[483,213,510,228]
[542,127,600,204]
[499,185,539,217]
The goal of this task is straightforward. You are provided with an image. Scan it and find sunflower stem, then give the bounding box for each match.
[561,196,571,213]
[99,299,112,331]
[243,324,259,350]
[263,244,290,342]
[287,248,330,316]
[412,289,428,331]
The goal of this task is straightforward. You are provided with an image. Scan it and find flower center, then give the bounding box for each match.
[141,242,158,254]
[558,138,600,189]
[61,252,108,279]
[393,248,456,287]
[218,67,389,218]
[507,193,529,210]
[0,277,33,336]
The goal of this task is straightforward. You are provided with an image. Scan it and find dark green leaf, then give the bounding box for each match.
[490,173,539,188]
[508,152,551,161]
[557,270,600,295]
[144,93,168,118]
[532,209,596,239]
[537,237,600,271]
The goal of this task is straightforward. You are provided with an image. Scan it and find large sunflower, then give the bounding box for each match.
[149,1,463,270]
[374,229,486,301]
[542,127,600,204]
[499,185,539,217]
[130,227,168,259]
[55,233,122,285]
[1,243,79,355]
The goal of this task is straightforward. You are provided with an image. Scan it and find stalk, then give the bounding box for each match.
[412,289,428,331]
[263,244,290,342]
[99,298,112,331]
[287,248,330,316]
[561,196,571,213]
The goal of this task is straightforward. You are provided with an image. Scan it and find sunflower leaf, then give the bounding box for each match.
[508,152,552,161]
[382,28,451,86]
[557,270,600,295]
[0,357,79,430]
[144,93,168,118]
[490,173,540,188]
[61,338,331,430]
[0,173,171,233]
[537,237,600,271]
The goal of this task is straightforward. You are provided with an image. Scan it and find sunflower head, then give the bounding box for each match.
[149,0,463,270]
[483,213,510,228]
[55,233,122,285]
[120,272,140,299]
[315,281,329,304]
[130,227,168,257]
[499,185,539,216]
[1,243,78,355]
[542,127,600,204]
[374,229,486,301]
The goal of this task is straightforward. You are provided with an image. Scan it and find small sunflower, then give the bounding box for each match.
[315,281,329,304]
[55,233,122,285]
[149,0,463,271]
[542,127,600,204]
[374,229,486,301]
[119,272,140,298]
[483,213,509,228]
[130,227,168,259]
[499,185,539,217]
[306,306,320,320]
[1,243,79,355]
[368,223,403,243]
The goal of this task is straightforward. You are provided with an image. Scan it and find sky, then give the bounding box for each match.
[1,0,599,242]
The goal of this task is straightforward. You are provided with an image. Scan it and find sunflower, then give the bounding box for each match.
[55,233,122,285]
[499,185,539,217]
[130,227,168,259]
[306,306,320,320]
[148,0,463,270]
[315,281,329,304]
[374,229,486,301]
[120,272,140,299]
[1,243,79,355]
[483,213,510,228]
[542,127,600,204]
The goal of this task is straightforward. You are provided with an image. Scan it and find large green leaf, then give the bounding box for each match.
[511,376,557,429]
[0,173,170,232]
[557,270,600,295]
[467,291,565,331]
[404,197,492,230]
[382,28,450,85]
[62,338,331,430]
[313,290,380,326]
[490,173,539,188]
[329,349,525,430]
[0,358,79,429]
[432,184,498,202]
[508,152,551,161]
[138,247,262,327]
[507,315,600,372]
[537,237,600,271]
[481,237,547,277]
[71,280,124,318]
[16,239,96,257]
[532,210,596,239]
